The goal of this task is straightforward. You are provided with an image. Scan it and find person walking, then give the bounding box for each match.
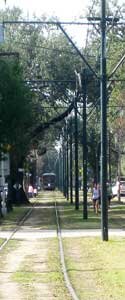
[33,187,37,197]
[28,185,33,198]
[107,182,113,208]
[92,183,100,214]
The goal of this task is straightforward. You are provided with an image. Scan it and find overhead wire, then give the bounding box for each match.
[86,16,125,121]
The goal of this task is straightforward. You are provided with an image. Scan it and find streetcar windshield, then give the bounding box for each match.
[42,173,56,190]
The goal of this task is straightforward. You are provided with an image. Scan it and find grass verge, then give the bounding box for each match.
[12,238,72,300]
[0,207,30,230]
[1,191,125,231]
[58,202,125,229]
[0,238,5,246]
[63,237,125,300]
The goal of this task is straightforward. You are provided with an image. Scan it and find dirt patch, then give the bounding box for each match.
[0,239,54,300]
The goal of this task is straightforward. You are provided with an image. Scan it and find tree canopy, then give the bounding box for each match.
[0,0,124,199]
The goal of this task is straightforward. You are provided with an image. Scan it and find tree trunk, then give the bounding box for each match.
[6,160,30,210]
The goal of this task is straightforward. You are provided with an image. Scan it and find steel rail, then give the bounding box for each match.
[0,203,36,251]
[55,200,80,300]
[0,193,80,299]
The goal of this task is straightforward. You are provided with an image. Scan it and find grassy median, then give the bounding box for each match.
[63,236,125,300]
[1,191,125,231]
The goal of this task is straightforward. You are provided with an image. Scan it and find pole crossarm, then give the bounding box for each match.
[87,49,125,121]
[88,16,120,22]
[3,20,100,26]
[58,23,98,80]
[4,19,124,26]
[108,53,125,79]
[3,18,98,80]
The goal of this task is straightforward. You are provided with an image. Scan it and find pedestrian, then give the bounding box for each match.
[92,183,100,214]
[97,183,101,207]
[28,185,33,198]
[33,187,37,197]
[107,182,113,208]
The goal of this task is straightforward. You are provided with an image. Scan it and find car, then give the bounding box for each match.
[112,179,125,197]
[112,183,118,197]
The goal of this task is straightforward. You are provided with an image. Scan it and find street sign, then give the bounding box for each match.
[13,183,22,190]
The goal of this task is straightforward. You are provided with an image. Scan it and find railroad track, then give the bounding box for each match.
[0,203,35,251]
[0,191,79,300]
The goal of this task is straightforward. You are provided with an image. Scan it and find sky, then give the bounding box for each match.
[0,0,124,47]
[1,0,88,20]
[1,0,124,19]
[0,0,90,47]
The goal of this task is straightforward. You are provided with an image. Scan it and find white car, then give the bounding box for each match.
[112,180,125,196]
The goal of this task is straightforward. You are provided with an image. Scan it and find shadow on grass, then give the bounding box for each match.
[58,205,101,229]
[57,201,125,230]
[1,191,125,231]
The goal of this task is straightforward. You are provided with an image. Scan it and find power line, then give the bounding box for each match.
[3,20,101,26]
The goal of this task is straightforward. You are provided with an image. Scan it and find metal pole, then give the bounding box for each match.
[58,150,61,190]
[66,126,69,200]
[100,0,108,241]
[108,131,111,183]
[64,142,67,198]
[82,71,88,219]
[60,149,63,192]
[1,155,7,215]
[69,117,73,204]
[117,137,121,202]
[74,93,79,210]
[62,137,65,196]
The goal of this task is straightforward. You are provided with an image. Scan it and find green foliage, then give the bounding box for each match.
[0,56,35,179]
[82,0,125,178]
[0,3,124,180]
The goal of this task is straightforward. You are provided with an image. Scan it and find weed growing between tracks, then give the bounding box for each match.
[0,207,30,230]
[12,238,72,300]
[63,237,125,300]
[0,240,21,265]
[0,238,5,246]
[2,203,125,231]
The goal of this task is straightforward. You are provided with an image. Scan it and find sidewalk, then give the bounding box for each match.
[0,228,125,239]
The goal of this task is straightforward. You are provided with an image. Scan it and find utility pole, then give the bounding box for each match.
[74,92,79,210]
[69,117,73,204]
[60,149,63,192]
[100,0,108,241]
[66,122,69,200]
[62,133,66,197]
[108,131,112,183]
[82,70,88,219]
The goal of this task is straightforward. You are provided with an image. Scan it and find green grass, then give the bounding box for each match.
[1,191,125,299]
[12,238,72,300]
[0,238,5,246]
[1,191,125,231]
[63,237,125,300]
[58,202,125,229]
[11,235,125,300]
[46,190,125,230]
[0,240,21,270]
[0,207,30,230]
[27,207,57,230]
